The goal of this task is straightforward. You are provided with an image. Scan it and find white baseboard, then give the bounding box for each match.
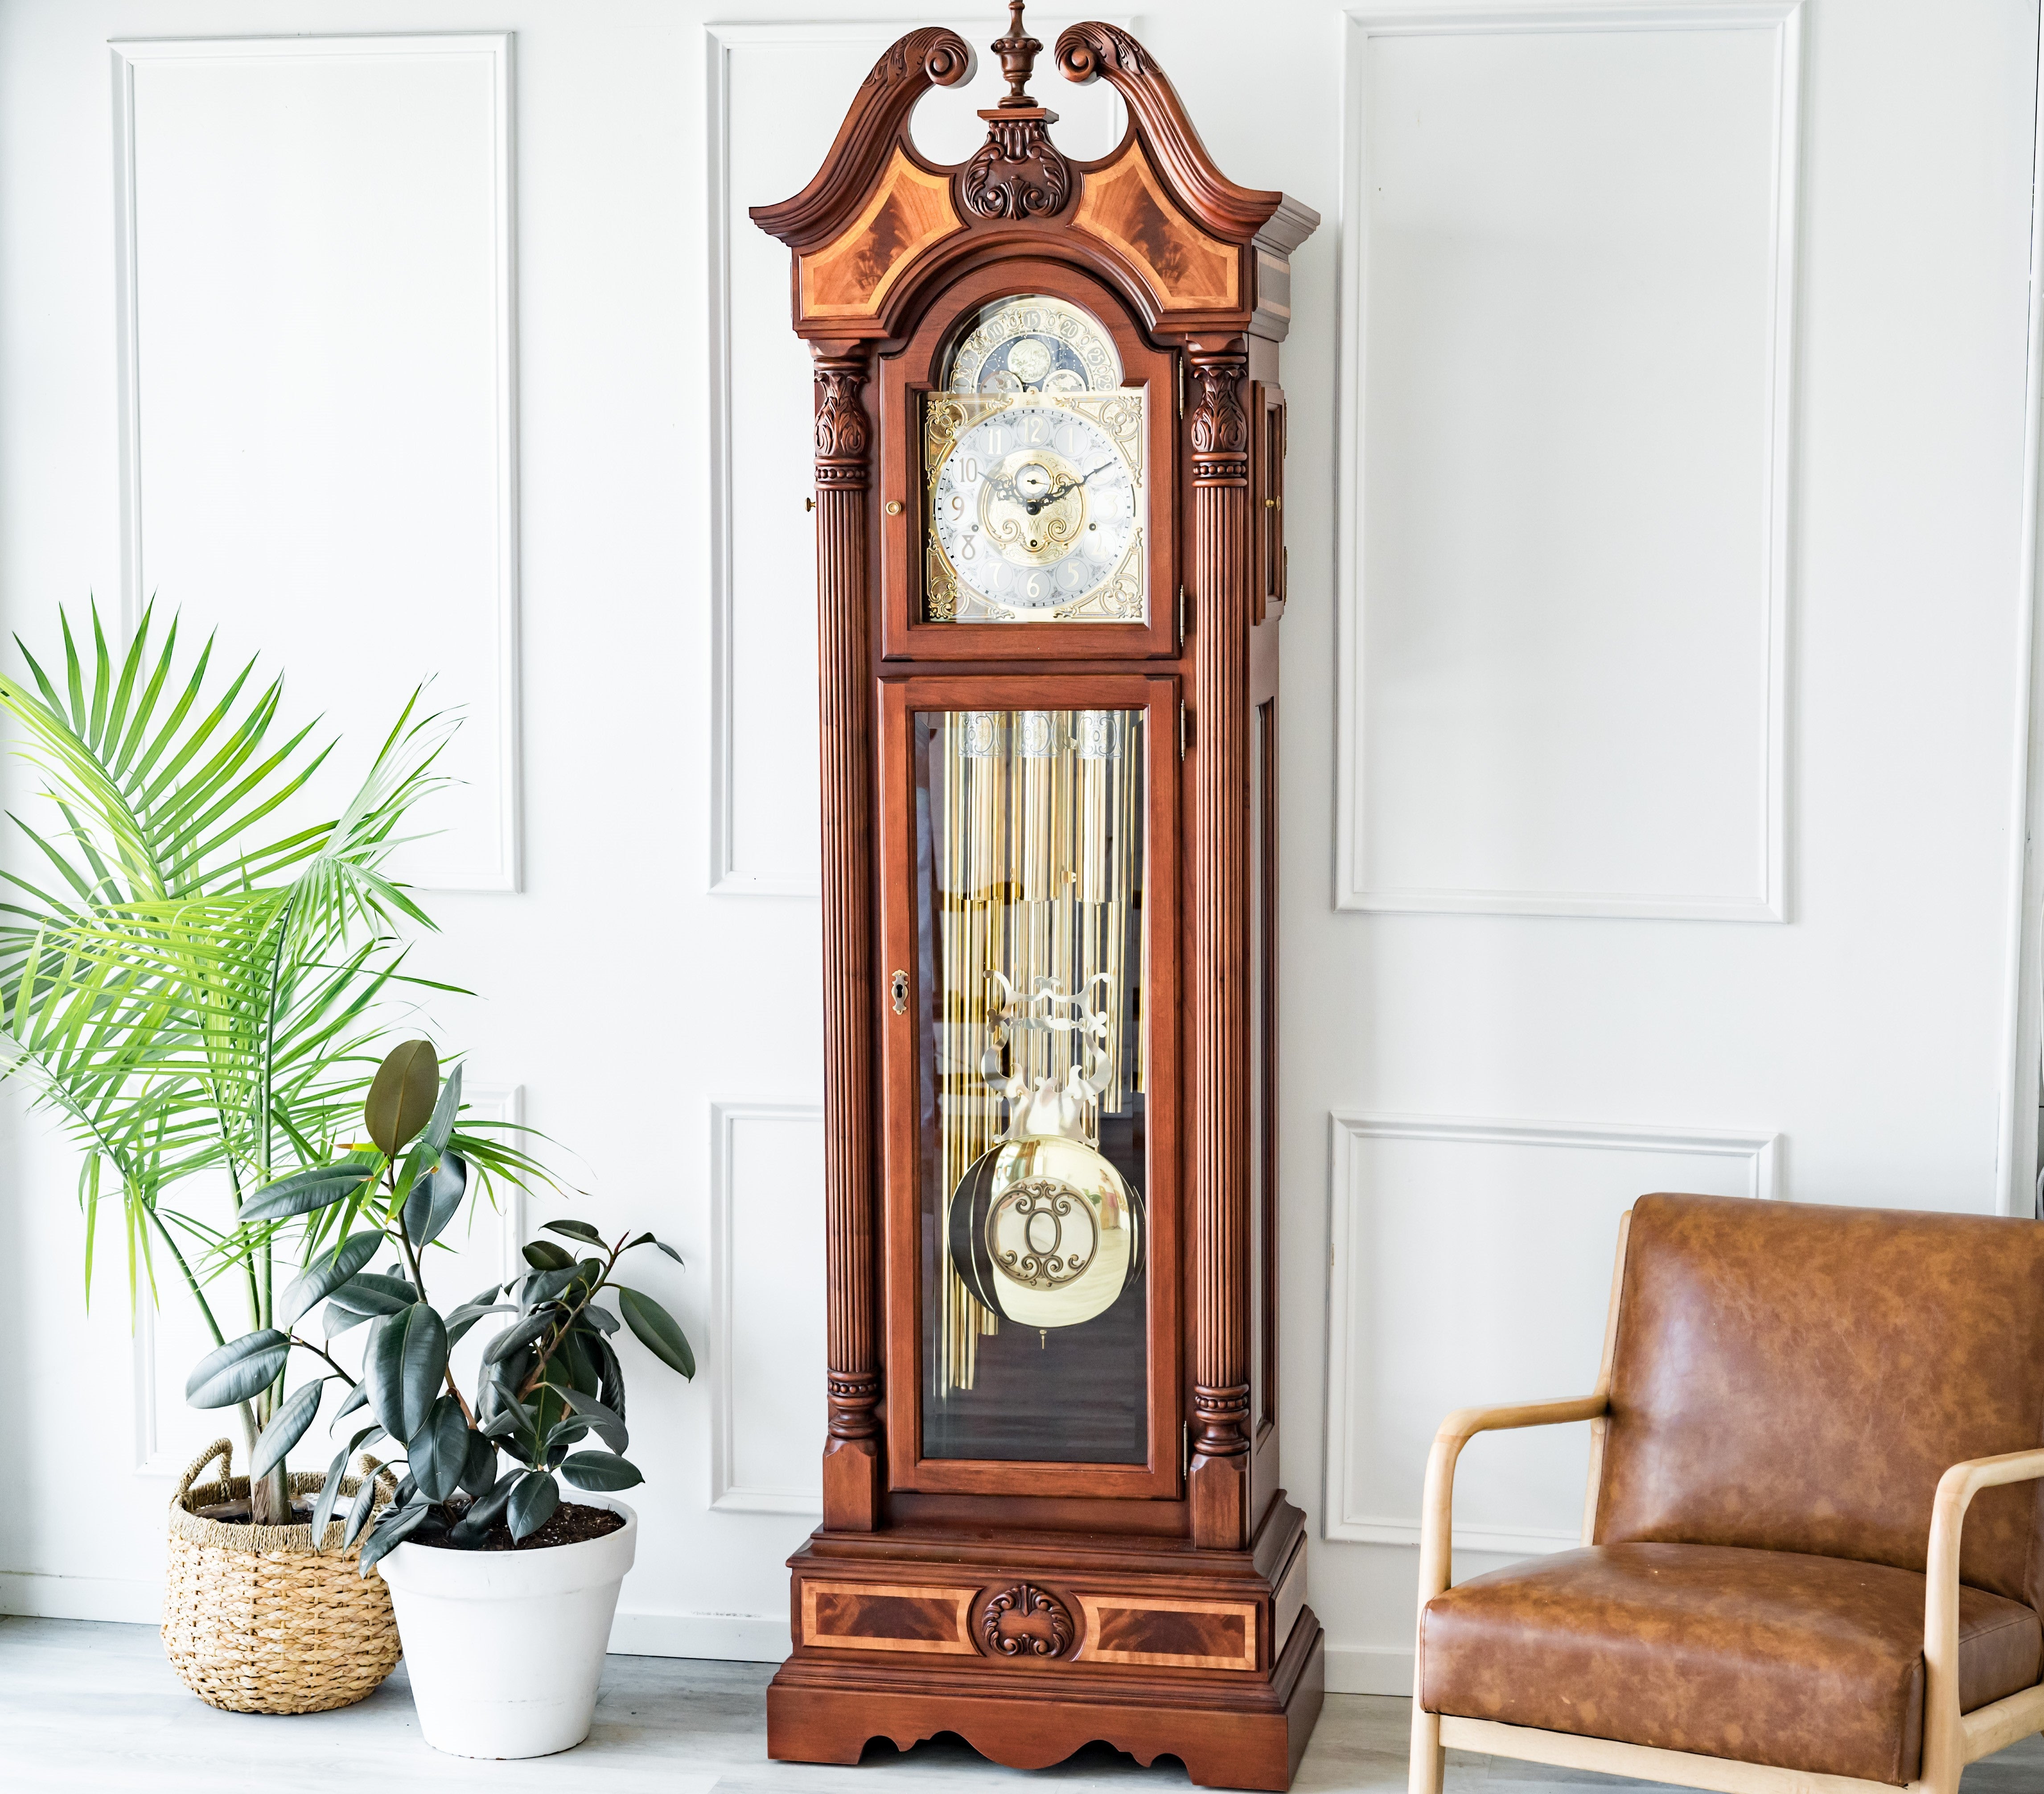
[608,1608,787,1662]
[1324,1642,1415,1697]
[0,1571,161,1624]
[0,1571,790,1663]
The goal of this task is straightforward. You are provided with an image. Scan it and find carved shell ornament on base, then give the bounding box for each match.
[980,1582,1074,1658]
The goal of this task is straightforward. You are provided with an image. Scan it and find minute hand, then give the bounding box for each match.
[1029,461,1117,513]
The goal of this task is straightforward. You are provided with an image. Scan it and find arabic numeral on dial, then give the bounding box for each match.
[962,456,980,483]
[949,493,963,516]
[1025,572,1044,601]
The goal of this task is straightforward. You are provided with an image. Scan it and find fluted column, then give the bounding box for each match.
[1186,339,1253,1550]
[812,346,882,1531]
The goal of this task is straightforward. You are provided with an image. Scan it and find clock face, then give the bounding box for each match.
[926,396,1145,620]
[924,294,1147,625]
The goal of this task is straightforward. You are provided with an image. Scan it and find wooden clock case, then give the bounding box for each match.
[750,12,1320,1788]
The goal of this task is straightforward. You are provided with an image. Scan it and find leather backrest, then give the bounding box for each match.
[1596,1193,2044,1611]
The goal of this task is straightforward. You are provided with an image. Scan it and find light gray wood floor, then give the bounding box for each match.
[3,1617,2039,1794]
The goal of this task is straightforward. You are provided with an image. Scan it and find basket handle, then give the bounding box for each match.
[173,1438,234,1507]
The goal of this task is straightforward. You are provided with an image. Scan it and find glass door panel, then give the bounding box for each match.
[912,707,1149,1465]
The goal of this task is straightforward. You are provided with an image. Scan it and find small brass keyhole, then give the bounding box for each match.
[889,970,909,1015]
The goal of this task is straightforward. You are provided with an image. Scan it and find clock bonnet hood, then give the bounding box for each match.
[748,7,1318,344]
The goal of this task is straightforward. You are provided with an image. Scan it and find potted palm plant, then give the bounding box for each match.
[0,605,547,1712]
[194,1037,695,1759]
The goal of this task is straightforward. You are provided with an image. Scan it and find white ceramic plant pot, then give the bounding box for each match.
[376,1496,636,1759]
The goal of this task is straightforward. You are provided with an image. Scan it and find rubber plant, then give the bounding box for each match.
[0,604,543,1522]
[190,1037,695,1569]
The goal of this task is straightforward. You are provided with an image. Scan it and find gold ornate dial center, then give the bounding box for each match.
[980,448,1087,564]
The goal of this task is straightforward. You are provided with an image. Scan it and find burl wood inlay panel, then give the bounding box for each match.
[801,1580,977,1655]
[800,148,962,320]
[1074,153,1239,312]
[1075,1593,1259,1671]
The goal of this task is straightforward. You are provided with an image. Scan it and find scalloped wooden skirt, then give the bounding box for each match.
[161,1439,402,1715]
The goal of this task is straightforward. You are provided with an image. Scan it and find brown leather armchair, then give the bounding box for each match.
[1409,1193,2044,1794]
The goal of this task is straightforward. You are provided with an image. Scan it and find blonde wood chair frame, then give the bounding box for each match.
[1409,1212,2044,1794]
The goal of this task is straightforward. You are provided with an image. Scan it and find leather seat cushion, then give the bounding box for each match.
[1419,1543,2042,1786]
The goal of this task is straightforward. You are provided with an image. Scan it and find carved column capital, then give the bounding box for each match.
[827,1371,881,1439]
[1191,1383,1252,1457]
[813,349,872,489]
[1186,342,1250,486]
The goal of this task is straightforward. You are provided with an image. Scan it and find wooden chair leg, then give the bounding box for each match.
[1408,1702,1444,1794]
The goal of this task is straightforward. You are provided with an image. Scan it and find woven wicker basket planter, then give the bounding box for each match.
[162,1437,402,1715]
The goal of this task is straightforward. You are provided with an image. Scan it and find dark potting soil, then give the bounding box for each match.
[411,1498,626,1553]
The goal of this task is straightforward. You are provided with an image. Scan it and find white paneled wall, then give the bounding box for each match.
[1323,1115,1774,1555]
[1,0,2040,1711]
[115,36,519,893]
[1338,7,1798,920]
[709,1102,826,1513]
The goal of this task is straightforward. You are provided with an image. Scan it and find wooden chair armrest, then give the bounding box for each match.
[1415,1395,1609,1610]
[1920,1448,2044,1790]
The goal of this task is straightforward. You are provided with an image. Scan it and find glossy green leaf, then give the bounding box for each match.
[280,1232,382,1328]
[482,1308,554,1366]
[400,1148,468,1251]
[580,1303,619,1337]
[561,1388,628,1453]
[459,1428,498,1497]
[542,1219,603,1245]
[239,1161,372,1224]
[185,1329,289,1409]
[617,1286,695,1380]
[357,1497,429,1576]
[448,1469,519,1545]
[250,1378,325,1477]
[506,1469,559,1542]
[445,1298,514,1351]
[522,1239,574,1272]
[520,1265,579,1309]
[308,1442,352,1551]
[559,1452,642,1493]
[322,1272,417,1337]
[330,1376,369,1424]
[342,1464,383,1548]
[407,1394,471,1503]
[364,1303,447,1444]
[365,1039,439,1156]
[596,1337,626,1421]
[422,1061,463,1158]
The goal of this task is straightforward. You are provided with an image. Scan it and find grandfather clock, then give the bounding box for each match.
[751,11,1320,1787]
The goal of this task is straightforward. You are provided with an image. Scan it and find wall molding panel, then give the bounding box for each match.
[130,1083,524,1479]
[709,1099,827,1514]
[1322,1110,1779,1552]
[110,33,522,893]
[1335,3,1802,920]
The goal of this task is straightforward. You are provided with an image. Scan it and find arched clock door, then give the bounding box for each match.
[751,11,1321,1788]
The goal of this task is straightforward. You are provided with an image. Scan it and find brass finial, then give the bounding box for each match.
[991,0,1041,109]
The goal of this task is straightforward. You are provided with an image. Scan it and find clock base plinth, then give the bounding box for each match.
[767,1609,1323,1790]
[768,1504,1323,1790]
